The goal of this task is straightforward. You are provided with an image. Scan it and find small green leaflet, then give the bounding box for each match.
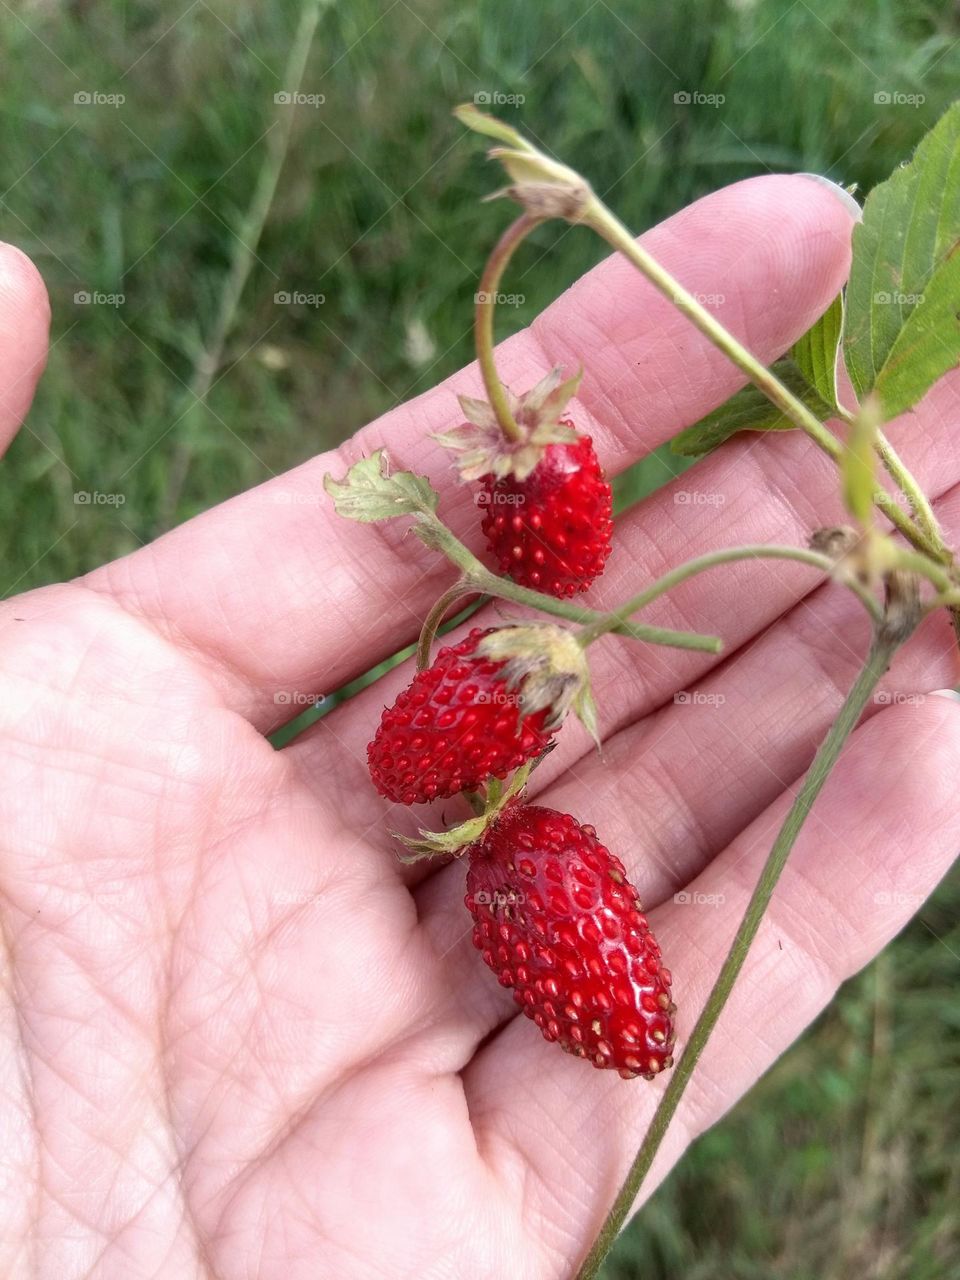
[671,357,834,458]
[844,101,960,421]
[323,449,439,522]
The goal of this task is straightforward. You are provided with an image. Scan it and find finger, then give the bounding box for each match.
[0,242,50,458]
[85,175,854,726]
[463,693,960,1276]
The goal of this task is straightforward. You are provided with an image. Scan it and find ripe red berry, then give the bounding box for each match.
[367,629,556,805]
[481,430,613,598]
[465,804,675,1078]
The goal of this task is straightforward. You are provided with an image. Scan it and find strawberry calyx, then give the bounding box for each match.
[435,366,582,482]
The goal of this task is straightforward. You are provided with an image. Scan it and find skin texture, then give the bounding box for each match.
[1,174,960,1280]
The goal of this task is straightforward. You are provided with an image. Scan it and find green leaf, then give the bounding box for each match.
[844,102,960,420]
[671,359,833,458]
[323,449,439,522]
[791,292,844,411]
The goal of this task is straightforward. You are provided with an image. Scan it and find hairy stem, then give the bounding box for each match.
[576,545,882,647]
[475,213,544,441]
[416,578,476,669]
[579,197,946,563]
[873,430,945,552]
[415,514,722,653]
[575,623,910,1280]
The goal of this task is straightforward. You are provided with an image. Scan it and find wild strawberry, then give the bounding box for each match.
[367,628,556,805]
[465,804,675,1078]
[437,366,613,598]
[480,431,612,597]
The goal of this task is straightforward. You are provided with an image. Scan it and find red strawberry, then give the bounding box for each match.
[437,367,613,599]
[465,804,675,1078]
[481,429,612,597]
[367,628,556,805]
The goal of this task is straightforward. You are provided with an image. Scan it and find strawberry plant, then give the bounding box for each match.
[325,101,960,1278]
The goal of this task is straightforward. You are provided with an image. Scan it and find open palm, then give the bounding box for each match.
[2,175,959,1280]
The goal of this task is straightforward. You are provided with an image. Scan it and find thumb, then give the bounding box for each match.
[0,241,50,459]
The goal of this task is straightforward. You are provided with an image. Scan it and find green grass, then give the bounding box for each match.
[1,1,959,1275]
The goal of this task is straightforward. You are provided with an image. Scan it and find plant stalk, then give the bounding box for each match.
[416,578,476,669]
[415,513,723,654]
[475,213,544,441]
[576,545,882,647]
[574,623,910,1280]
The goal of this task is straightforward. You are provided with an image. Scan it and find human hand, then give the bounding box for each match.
[2,175,958,1280]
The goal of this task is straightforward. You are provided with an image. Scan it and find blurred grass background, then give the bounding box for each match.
[1,0,958,1275]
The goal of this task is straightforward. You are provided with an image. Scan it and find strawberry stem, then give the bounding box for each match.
[413,512,723,653]
[574,544,884,649]
[575,610,917,1280]
[415,577,477,670]
[475,213,544,443]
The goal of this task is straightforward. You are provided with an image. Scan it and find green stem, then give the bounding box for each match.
[874,430,945,555]
[416,514,723,654]
[416,578,476,669]
[453,108,951,569]
[575,623,910,1280]
[475,213,544,441]
[579,197,946,563]
[577,545,882,646]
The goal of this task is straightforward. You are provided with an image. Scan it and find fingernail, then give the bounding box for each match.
[796,174,863,221]
[929,688,960,701]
